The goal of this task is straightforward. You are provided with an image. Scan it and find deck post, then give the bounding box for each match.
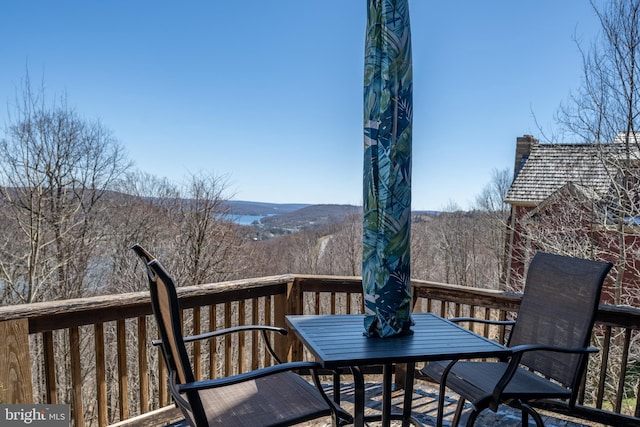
[0,318,33,403]
[274,278,303,363]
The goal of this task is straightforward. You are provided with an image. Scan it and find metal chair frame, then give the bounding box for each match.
[132,244,351,427]
[419,252,613,427]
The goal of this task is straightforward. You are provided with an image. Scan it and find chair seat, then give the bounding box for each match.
[420,360,572,409]
[199,371,333,426]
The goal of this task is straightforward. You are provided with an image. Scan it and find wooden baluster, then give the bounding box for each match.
[614,328,631,413]
[43,331,57,404]
[224,302,231,376]
[483,307,491,338]
[264,296,272,367]
[331,292,336,314]
[498,310,507,344]
[578,356,589,406]
[238,300,246,372]
[95,324,107,427]
[192,307,201,380]
[70,327,84,426]
[209,304,217,379]
[635,376,640,418]
[116,319,129,421]
[468,305,476,333]
[252,298,259,370]
[314,291,321,314]
[158,343,167,407]
[596,326,612,408]
[137,317,149,414]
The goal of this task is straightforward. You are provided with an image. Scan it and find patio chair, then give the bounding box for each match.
[131,244,351,427]
[417,252,612,427]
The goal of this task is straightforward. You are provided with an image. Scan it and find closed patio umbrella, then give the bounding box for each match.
[362,0,413,337]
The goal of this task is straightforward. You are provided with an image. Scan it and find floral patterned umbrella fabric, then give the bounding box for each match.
[362,0,413,338]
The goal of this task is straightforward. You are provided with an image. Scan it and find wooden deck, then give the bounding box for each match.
[162,377,596,427]
[4,275,637,426]
[164,377,600,426]
[294,379,597,427]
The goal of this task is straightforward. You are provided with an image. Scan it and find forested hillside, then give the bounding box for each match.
[235,207,506,290]
[0,190,507,306]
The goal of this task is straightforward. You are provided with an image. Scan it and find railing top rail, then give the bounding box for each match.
[411,279,523,311]
[412,279,640,328]
[1,274,639,332]
[293,274,362,292]
[597,303,640,328]
[0,274,295,333]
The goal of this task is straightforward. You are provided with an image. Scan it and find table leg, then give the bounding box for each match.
[382,364,392,426]
[437,360,458,427]
[350,366,365,427]
[401,361,415,427]
[437,381,446,427]
[333,371,341,404]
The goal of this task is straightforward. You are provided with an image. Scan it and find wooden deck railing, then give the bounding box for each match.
[0,275,638,426]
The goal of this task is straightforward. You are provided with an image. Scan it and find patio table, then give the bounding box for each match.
[286,313,510,427]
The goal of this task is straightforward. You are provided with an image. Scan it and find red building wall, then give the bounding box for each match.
[507,204,640,307]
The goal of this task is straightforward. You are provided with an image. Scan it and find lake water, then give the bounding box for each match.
[231,214,271,225]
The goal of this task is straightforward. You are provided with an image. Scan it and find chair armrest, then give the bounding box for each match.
[183,325,287,343]
[509,343,599,355]
[449,317,516,327]
[152,325,288,363]
[487,344,598,411]
[177,361,323,392]
[152,325,287,346]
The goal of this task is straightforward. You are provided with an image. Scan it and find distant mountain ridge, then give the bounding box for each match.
[225,200,311,216]
[226,200,440,233]
[260,204,360,229]
[226,201,360,231]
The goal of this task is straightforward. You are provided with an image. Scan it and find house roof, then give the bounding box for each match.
[521,182,603,219]
[504,142,625,206]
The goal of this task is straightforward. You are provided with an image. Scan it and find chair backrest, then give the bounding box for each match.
[508,252,612,401]
[132,244,204,425]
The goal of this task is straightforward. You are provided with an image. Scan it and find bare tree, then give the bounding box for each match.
[437,202,478,287]
[318,214,362,276]
[558,0,640,144]
[410,215,441,282]
[173,172,245,285]
[101,170,245,293]
[101,171,179,293]
[474,168,512,288]
[0,77,130,303]
[555,0,640,307]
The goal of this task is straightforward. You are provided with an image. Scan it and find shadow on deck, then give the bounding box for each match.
[164,378,597,426]
[294,380,596,427]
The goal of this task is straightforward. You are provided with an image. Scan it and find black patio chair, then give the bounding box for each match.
[417,252,612,427]
[131,244,351,427]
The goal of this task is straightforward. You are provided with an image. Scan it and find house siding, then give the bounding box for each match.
[504,135,640,307]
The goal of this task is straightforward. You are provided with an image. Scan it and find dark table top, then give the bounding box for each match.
[286,313,510,367]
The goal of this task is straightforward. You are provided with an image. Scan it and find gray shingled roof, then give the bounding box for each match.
[504,142,627,206]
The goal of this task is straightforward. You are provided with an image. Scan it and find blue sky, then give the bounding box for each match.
[0,1,601,210]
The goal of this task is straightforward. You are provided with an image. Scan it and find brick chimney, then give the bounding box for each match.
[514,135,538,178]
